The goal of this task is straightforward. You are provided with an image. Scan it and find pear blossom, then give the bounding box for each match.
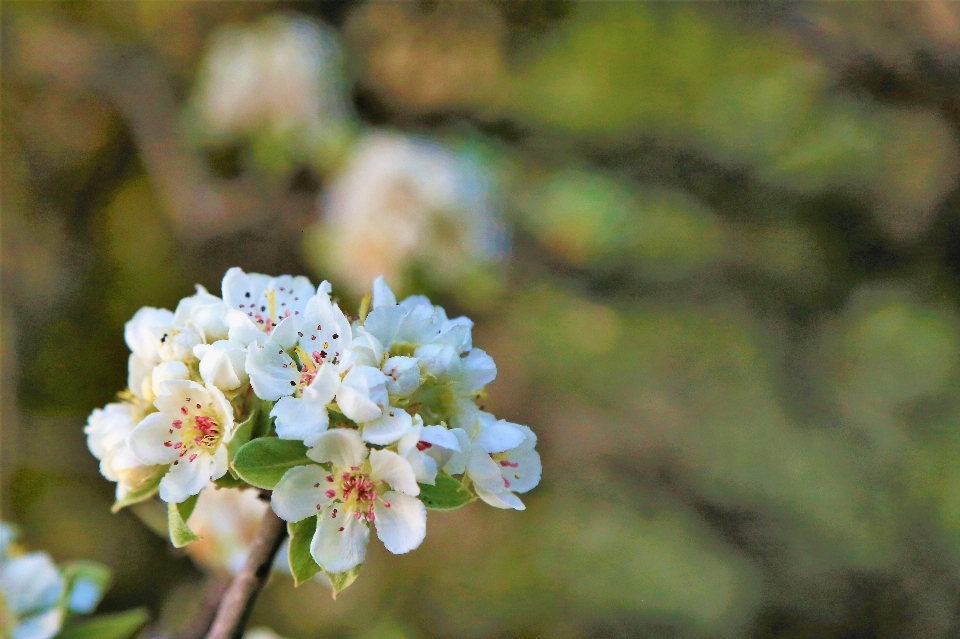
[194,340,249,392]
[0,526,64,639]
[317,132,507,296]
[444,413,541,510]
[85,398,159,500]
[221,267,316,348]
[271,429,425,573]
[129,380,236,503]
[246,290,352,445]
[397,416,462,484]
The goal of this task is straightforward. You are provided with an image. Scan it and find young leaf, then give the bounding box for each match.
[167,494,200,548]
[212,473,247,489]
[418,475,476,511]
[287,518,321,586]
[232,438,311,490]
[60,560,111,614]
[324,565,361,599]
[54,608,149,639]
[226,401,275,470]
[110,465,166,513]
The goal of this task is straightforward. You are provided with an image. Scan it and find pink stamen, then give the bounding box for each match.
[180,407,188,415]
[416,441,433,451]
[325,490,336,498]
[172,420,182,428]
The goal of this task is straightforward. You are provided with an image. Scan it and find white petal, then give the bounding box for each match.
[127,353,155,400]
[311,507,369,573]
[475,421,525,454]
[466,448,505,493]
[222,267,269,311]
[151,360,190,398]
[405,450,438,484]
[361,408,413,446]
[266,274,315,317]
[0,553,62,614]
[369,449,419,495]
[211,445,229,480]
[382,356,420,397]
[270,315,299,350]
[372,275,397,308]
[420,425,461,451]
[246,342,299,402]
[225,309,266,347]
[124,307,173,357]
[336,366,388,423]
[12,607,63,639]
[272,465,333,522]
[272,396,329,446]
[348,328,384,369]
[475,486,525,510]
[152,379,205,415]
[373,492,426,554]
[306,428,367,469]
[502,448,541,494]
[173,285,229,342]
[441,428,471,475]
[198,341,247,391]
[158,453,212,503]
[362,305,406,350]
[456,348,497,392]
[414,344,459,378]
[128,413,180,465]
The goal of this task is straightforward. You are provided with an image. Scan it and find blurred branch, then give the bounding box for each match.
[206,504,287,639]
[6,15,315,241]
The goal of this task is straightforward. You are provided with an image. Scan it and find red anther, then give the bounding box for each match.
[181,407,188,415]
[174,442,183,449]
[172,420,182,429]
[189,454,198,462]
[416,441,433,451]
[325,490,336,498]
[350,466,360,471]
[174,460,179,465]
[354,512,362,520]
[338,527,344,532]
[341,472,351,480]
[332,510,337,518]
[316,504,322,510]
[326,475,334,482]
[383,501,391,508]
[164,441,172,447]
[366,512,375,522]
[503,478,511,488]
[314,483,320,488]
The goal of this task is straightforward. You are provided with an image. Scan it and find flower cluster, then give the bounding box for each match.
[0,522,143,639]
[87,268,540,587]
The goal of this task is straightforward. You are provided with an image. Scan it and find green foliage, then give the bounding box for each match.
[232,438,312,489]
[60,560,111,614]
[287,518,321,586]
[227,401,275,469]
[418,475,476,511]
[54,608,149,639]
[110,465,166,513]
[325,565,362,600]
[167,495,200,548]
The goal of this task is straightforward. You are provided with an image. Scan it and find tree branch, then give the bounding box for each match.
[205,505,287,639]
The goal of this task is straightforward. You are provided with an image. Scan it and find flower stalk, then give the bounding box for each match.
[206,501,287,639]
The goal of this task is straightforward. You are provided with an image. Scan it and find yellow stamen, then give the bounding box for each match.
[293,345,316,371]
[358,294,371,325]
[266,288,277,322]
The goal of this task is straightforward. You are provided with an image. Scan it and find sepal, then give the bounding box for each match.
[287,518,321,586]
[110,466,166,513]
[167,494,201,548]
[323,565,362,599]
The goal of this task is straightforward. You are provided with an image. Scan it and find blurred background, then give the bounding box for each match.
[7,2,960,638]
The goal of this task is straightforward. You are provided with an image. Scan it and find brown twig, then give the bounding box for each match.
[205,506,287,639]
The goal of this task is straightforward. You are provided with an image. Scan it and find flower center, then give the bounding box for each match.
[162,401,223,464]
[315,464,391,526]
[490,452,519,488]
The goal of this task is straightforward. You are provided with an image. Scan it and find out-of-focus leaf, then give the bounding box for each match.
[54,608,149,639]
[60,560,111,614]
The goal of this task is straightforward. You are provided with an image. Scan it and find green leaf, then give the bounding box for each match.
[227,401,274,464]
[110,465,167,513]
[167,494,200,548]
[54,608,149,639]
[232,438,312,490]
[287,517,321,586]
[324,565,362,599]
[60,560,111,614]
[418,474,476,511]
[212,473,247,489]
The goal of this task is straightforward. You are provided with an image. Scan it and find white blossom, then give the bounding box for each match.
[128,380,236,503]
[222,267,316,348]
[0,531,64,639]
[85,398,159,501]
[271,429,425,573]
[445,413,541,510]
[397,416,462,484]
